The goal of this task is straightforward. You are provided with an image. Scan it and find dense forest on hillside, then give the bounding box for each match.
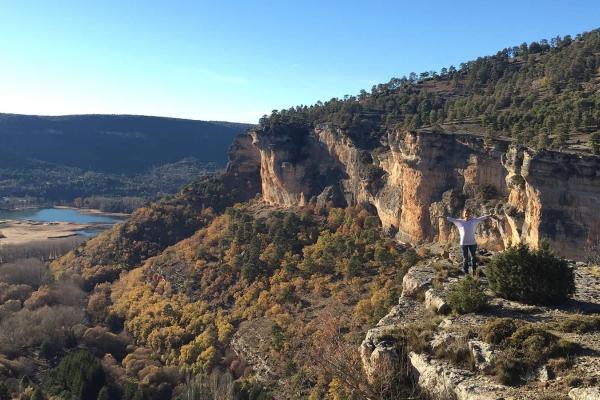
[3,199,415,399]
[259,29,600,153]
[0,115,251,210]
[0,157,217,212]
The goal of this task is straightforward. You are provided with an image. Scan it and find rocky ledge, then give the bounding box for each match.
[360,247,600,400]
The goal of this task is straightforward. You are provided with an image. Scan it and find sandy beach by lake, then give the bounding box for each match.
[0,219,97,245]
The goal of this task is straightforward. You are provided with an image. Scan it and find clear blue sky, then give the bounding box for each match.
[0,1,598,123]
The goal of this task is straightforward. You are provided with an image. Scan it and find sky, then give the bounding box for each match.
[0,1,599,123]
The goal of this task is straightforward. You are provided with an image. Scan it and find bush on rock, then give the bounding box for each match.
[486,242,574,305]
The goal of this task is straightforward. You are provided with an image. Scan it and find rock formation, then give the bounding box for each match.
[246,125,600,260]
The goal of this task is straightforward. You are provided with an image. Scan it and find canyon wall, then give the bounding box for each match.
[247,126,600,260]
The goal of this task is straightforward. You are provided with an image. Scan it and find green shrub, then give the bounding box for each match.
[446,276,489,314]
[486,243,574,305]
[53,349,106,400]
[480,318,519,345]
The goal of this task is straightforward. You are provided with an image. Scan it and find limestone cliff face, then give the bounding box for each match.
[247,126,600,260]
[249,124,367,208]
[502,147,600,259]
[223,133,262,203]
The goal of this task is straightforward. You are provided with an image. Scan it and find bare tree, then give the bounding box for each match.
[0,258,50,288]
[304,311,415,400]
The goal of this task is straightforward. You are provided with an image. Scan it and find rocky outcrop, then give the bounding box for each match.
[222,133,262,202]
[360,296,424,385]
[569,387,600,400]
[409,352,507,400]
[360,254,600,400]
[401,264,433,298]
[248,125,600,260]
[424,288,449,314]
[502,147,600,259]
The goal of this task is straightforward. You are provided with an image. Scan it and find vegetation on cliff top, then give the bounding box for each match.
[259,29,600,153]
[486,242,574,305]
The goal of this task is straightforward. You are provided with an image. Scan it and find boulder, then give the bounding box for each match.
[360,326,400,384]
[468,340,495,372]
[430,332,460,354]
[409,352,506,400]
[402,265,433,298]
[569,387,600,400]
[425,288,450,314]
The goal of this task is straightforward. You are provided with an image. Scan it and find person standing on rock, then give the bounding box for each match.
[441,209,490,275]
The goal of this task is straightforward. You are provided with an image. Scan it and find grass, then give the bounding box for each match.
[432,261,461,289]
[555,314,600,333]
[480,318,519,345]
[432,336,476,370]
[487,323,581,386]
[390,316,442,356]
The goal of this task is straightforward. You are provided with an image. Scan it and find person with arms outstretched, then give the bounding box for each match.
[441,209,490,275]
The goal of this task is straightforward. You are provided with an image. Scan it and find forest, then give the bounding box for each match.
[0,158,217,213]
[0,197,418,399]
[0,114,251,211]
[258,30,600,153]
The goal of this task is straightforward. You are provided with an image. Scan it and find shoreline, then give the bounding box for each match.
[52,205,130,218]
[0,219,101,246]
[0,205,130,218]
[0,207,126,246]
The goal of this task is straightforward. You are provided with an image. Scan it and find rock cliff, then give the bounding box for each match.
[246,125,600,260]
[360,253,600,400]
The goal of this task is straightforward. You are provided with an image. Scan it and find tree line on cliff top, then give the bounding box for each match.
[259,29,600,153]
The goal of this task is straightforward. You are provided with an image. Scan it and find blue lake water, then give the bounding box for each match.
[0,208,125,237]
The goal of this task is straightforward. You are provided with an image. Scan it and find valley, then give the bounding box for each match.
[0,26,599,400]
[0,114,252,212]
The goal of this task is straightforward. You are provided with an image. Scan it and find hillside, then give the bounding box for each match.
[258,29,600,154]
[0,114,253,208]
[0,114,251,173]
[1,29,599,400]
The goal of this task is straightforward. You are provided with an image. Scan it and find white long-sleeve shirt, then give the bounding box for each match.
[446,216,490,245]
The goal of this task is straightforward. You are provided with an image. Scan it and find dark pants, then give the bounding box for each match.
[461,244,478,273]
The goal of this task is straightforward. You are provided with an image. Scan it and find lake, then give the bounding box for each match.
[0,208,125,237]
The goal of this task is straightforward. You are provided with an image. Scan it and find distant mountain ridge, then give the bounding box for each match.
[0,113,254,173]
[0,113,254,207]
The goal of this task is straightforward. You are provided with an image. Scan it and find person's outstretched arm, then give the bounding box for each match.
[475,214,491,221]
